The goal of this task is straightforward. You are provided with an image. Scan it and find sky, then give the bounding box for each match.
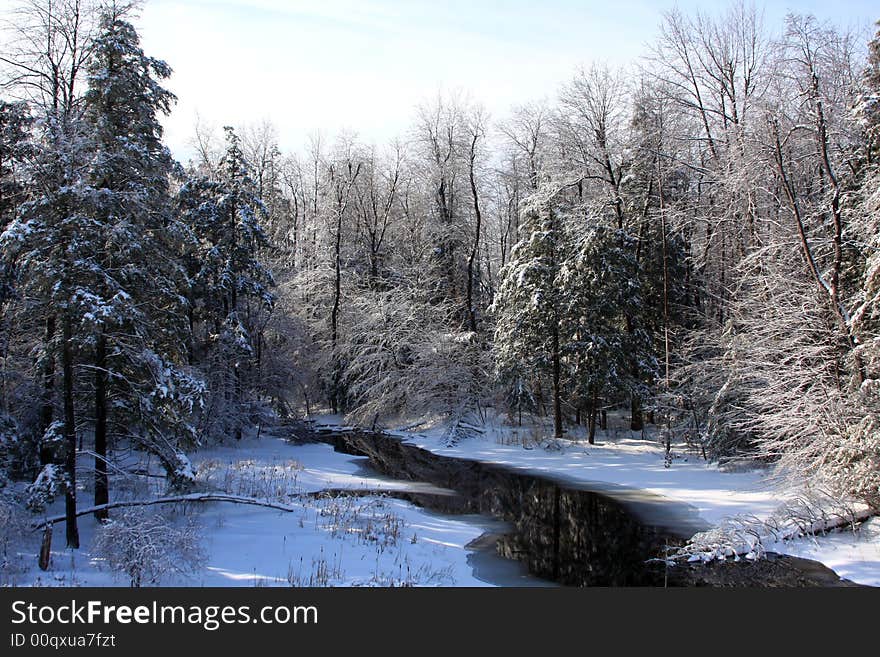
[129,0,879,161]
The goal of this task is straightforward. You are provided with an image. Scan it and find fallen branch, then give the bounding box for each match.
[677,497,877,563]
[31,493,305,531]
[395,421,427,432]
[312,424,357,434]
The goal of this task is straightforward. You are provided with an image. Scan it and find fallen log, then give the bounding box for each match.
[31,492,306,531]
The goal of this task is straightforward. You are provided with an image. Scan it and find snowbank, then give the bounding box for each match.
[314,413,879,586]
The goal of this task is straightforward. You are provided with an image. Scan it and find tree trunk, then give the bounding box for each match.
[328,163,361,414]
[62,314,79,548]
[234,363,243,441]
[630,395,643,432]
[330,205,343,415]
[534,380,545,418]
[551,325,563,439]
[588,385,598,445]
[466,132,483,333]
[94,332,108,521]
[38,525,52,571]
[38,314,56,466]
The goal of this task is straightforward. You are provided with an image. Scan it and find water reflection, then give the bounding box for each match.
[321,429,702,586]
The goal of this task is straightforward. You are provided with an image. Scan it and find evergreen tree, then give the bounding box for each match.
[177,126,275,440]
[1,112,93,546]
[2,9,202,544]
[559,223,656,443]
[492,194,568,438]
[0,101,33,232]
[80,8,203,504]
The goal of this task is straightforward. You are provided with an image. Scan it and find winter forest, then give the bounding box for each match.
[1,0,879,588]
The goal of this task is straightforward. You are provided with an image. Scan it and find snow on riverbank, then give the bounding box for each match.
[393,428,779,528]
[5,435,524,587]
[6,414,877,587]
[764,517,880,586]
[315,413,880,587]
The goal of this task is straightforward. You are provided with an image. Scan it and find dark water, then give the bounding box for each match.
[309,427,710,586]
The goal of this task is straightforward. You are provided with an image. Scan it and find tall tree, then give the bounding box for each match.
[79,6,202,513]
[492,192,568,438]
[177,126,274,440]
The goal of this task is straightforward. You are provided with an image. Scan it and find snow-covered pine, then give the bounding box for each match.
[77,9,204,500]
[491,192,570,438]
[558,222,656,443]
[176,125,275,442]
[0,95,97,546]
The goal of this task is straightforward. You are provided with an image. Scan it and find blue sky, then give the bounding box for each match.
[135,0,879,160]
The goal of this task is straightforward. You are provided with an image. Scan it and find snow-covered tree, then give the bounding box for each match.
[177,126,275,440]
[492,194,569,438]
[1,8,205,545]
[559,223,655,442]
[0,0,104,547]
[340,285,488,431]
[79,8,207,503]
[0,101,32,233]
[1,113,94,546]
[79,8,197,507]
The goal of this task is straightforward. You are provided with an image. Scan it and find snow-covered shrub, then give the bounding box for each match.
[676,491,874,562]
[25,463,66,512]
[91,507,206,587]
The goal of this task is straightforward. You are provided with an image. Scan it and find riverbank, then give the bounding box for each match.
[5,414,877,587]
[3,433,542,587]
[312,413,880,586]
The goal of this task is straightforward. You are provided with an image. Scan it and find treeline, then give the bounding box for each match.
[1,0,879,551]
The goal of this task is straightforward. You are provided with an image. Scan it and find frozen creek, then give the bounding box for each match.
[297,424,857,587]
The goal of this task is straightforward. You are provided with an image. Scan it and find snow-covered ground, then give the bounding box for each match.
[5,412,878,587]
[764,517,880,586]
[4,434,538,587]
[315,412,880,587]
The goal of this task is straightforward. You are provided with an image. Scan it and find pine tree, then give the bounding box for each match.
[1,112,93,546]
[0,101,33,450]
[2,9,203,544]
[492,195,568,438]
[559,223,656,443]
[177,126,275,440]
[79,8,203,503]
[0,101,33,230]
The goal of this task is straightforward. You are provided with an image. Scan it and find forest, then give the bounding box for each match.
[0,0,878,584]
